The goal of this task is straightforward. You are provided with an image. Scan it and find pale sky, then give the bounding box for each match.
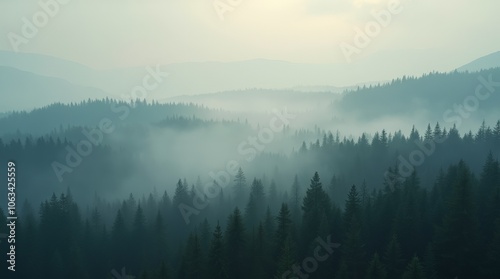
[0,0,499,70]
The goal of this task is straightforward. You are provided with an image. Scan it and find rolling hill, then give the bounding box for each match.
[458,51,500,72]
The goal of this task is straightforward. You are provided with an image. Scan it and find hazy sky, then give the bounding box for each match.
[1,0,499,70]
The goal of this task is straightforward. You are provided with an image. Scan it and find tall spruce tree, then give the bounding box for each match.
[434,161,478,278]
[244,178,266,229]
[208,223,228,279]
[342,185,365,279]
[383,234,404,279]
[275,203,293,257]
[233,168,248,207]
[290,175,301,225]
[225,208,247,279]
[302,172,331,252]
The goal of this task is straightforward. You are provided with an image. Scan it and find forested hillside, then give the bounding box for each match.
[2,0,499,277]
[0,99,224,136]
[332,68,500,130]
[1,119,500,278]
[1,155,499,279]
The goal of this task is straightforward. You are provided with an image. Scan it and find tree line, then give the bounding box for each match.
[1,152,500,278]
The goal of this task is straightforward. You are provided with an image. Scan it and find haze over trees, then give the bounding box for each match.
[1,61,500,278]
[1,115,500,278]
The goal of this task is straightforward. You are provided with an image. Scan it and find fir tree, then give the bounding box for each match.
[384,234,404,279]
[365,253,387,279]
[244,178,266,229]
[302,172,331,251]
[208,223,228,279]
[434,161,478,278]
[402,256,426,279]
[234,168,248,206]
[225,208,247,279]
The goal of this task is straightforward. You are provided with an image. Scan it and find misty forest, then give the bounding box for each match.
[1,64,500,279]
[1,0,500,276]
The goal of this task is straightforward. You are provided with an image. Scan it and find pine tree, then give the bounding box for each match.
[487,219,500,277]
[183,233,204,279]
[159,190,172,216]
[234,168,247,206]
[17,203,40,278]
[245,178,266,229]
[343,216,364,278]
[173,179,190,207]
[90,207,102,234]
[434,161,478,278]
[111,210,128,268]
[394,171,423,259]
[365,253,387,279]
[477,153,500,245]
[225,208,247,279]
[494,120,500,144]
[318,212,330,239]
[433,122,442,140]
[381,129,388,148]
[275,203,293,255]
[145,192,158,222]
[208,223,228,279]
[424,124,433,142]
[476,120,488,142]
[151,211,168,269]
[264,206,276,242]
[132,205,147,273]
[269,180,279,211]
[383,234,404,279]
[341,185,365,279]
[344,185,362,230]
[199,218,211,255]
[67,244,88,279]
[299,141,307,153]
[290,175,301,225]
[302,172,331,251]
[402,256,426,279]
[122,194,137,227]
[409,126,420,142]
[274,235,296,279]
[172,179,191,241]
[250,222,272,278]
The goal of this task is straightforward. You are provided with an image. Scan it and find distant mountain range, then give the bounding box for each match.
[165,89,341,112]
[0,50,499,112]
[4,67,499,138]
[0,66,110,112]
